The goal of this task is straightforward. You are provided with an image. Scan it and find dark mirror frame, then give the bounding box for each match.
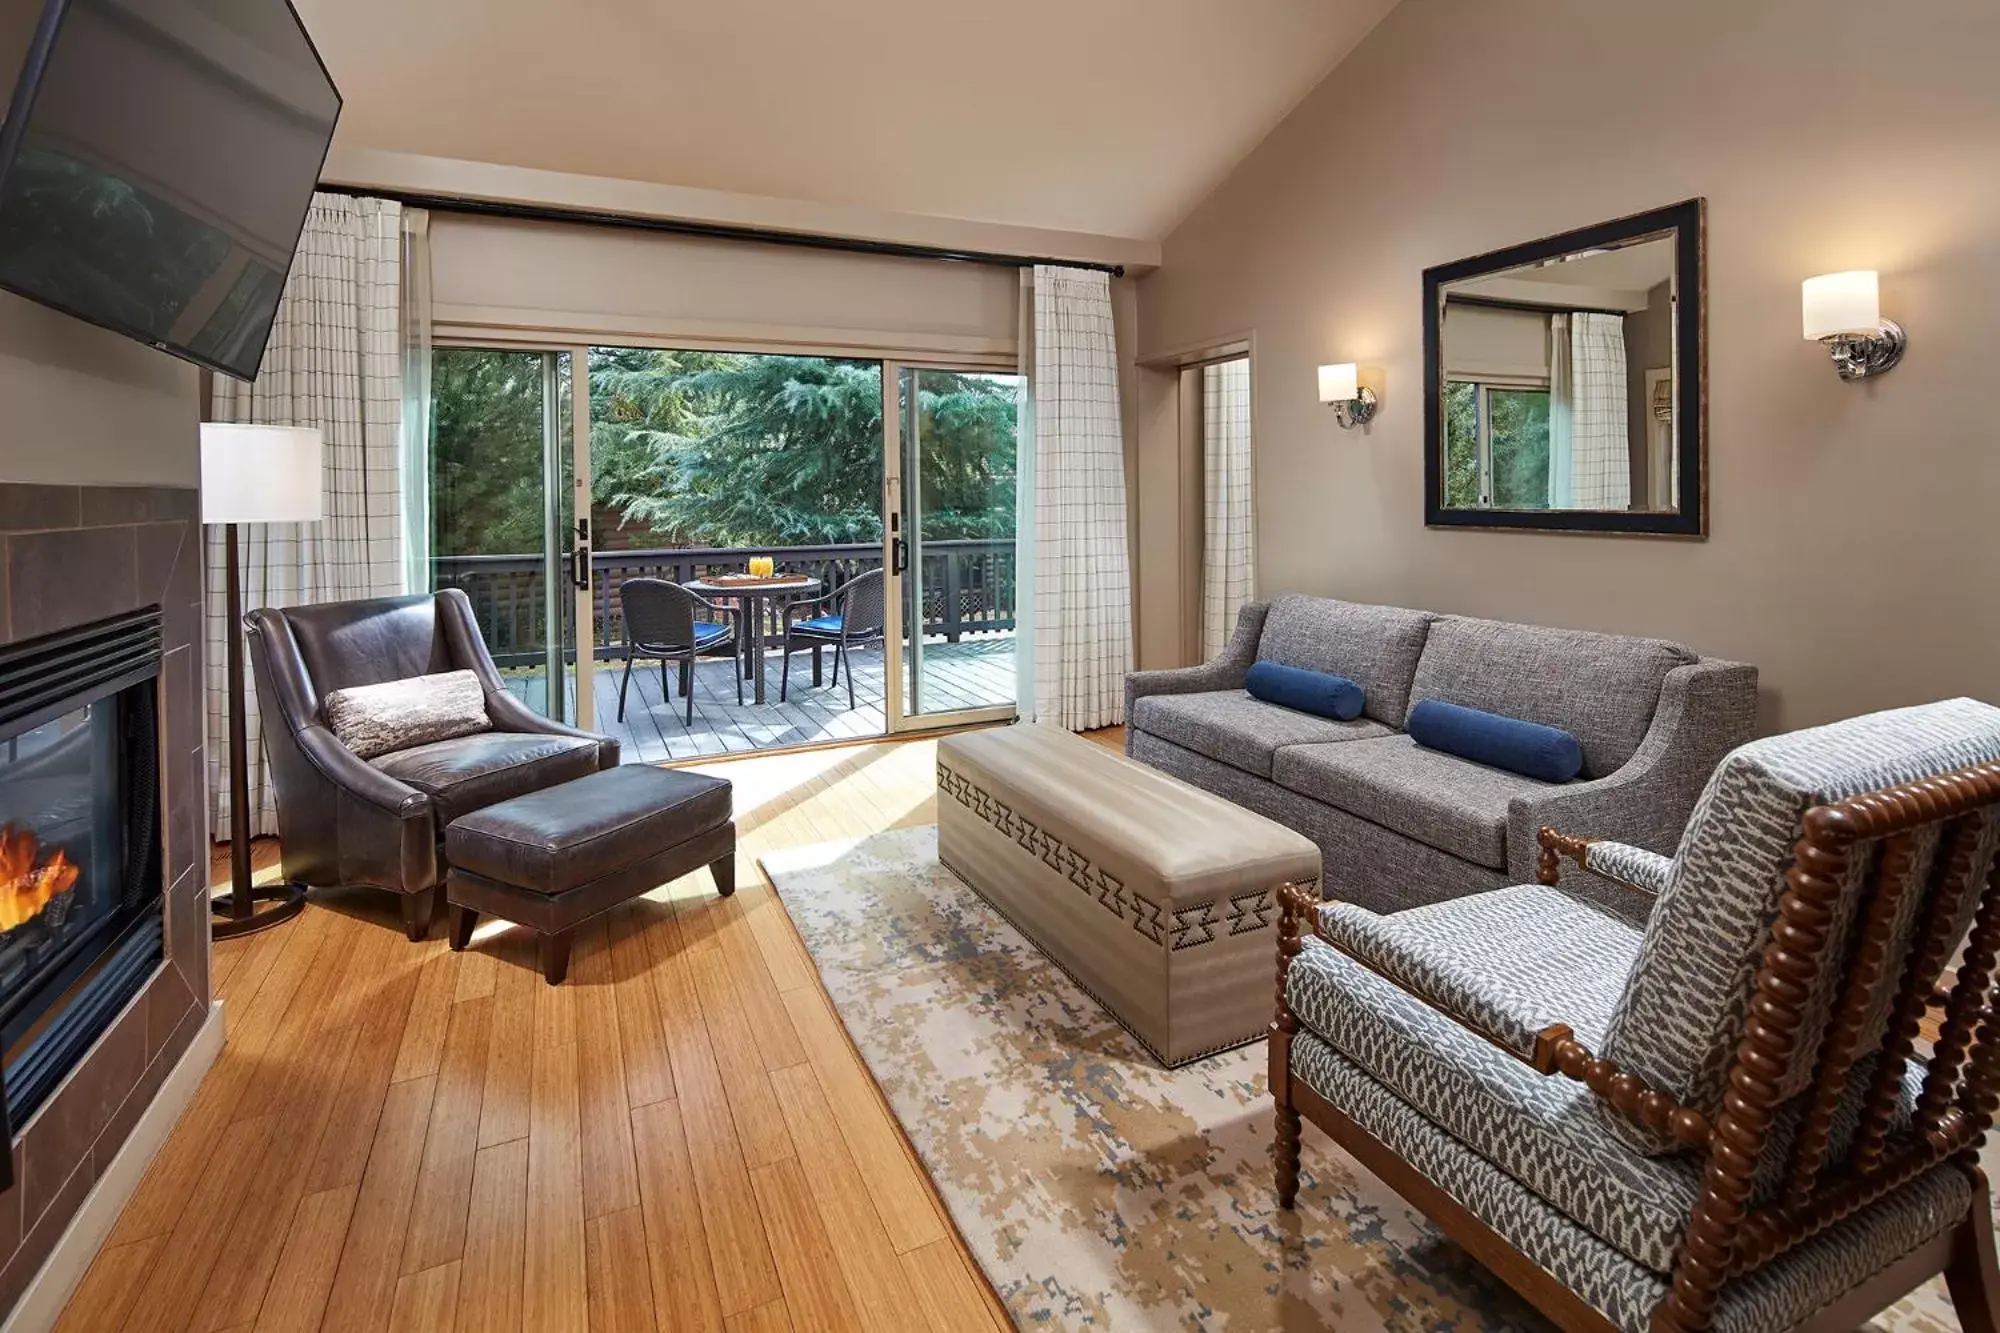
[1422,198,1707,538]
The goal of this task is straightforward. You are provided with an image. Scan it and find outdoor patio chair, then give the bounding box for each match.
[616,578,741,725]
[1271,697,2000,1333]
[779,568,886,710]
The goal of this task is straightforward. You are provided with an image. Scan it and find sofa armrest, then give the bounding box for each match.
[1505,658,1757,889]
[295,724,429,818]
[1123,601,1268,733]
[483,688,622,770]
[437,585,622,769]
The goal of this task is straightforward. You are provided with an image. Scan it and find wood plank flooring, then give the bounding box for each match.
[55,731,1122,1333]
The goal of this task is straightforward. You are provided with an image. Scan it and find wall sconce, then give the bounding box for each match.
[1802,271,1905,381]
[1318,363,1377,428]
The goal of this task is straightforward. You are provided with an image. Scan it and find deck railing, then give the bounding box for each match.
[434,539,1016,667]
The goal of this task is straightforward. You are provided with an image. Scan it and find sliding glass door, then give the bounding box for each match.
[886,365,1022,732]
[428,347,591,725]
[428,346,1018,758]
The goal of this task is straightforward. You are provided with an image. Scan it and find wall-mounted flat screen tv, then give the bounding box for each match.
[0,0,339,381]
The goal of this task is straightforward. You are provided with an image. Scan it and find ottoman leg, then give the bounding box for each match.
[539,930,574,985]
[401,887,437,942]
[448,904,478,952]
[709,855,736,898]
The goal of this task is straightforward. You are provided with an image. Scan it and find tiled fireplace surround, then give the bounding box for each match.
[0,482,208,1315]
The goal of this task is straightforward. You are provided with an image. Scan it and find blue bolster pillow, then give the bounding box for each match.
[1245,661,1364,722]
[1406,700,1583,783]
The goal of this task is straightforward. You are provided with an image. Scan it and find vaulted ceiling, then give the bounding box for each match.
[292,0,1398,240]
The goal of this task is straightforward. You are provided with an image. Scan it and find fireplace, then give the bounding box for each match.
[0,609,165,1184]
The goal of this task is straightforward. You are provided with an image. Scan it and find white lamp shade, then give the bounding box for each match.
[1318,362,1360,403]
[200,424,323,525]
[1802,271,1881,340]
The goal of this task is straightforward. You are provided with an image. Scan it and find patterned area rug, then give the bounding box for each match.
[761,826,1967,1332]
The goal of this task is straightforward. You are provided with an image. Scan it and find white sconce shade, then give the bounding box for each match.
[1802,271,1881,340]
[1318,363,1360,404]
[200,423,324,525]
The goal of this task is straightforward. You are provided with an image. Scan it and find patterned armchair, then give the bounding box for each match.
[1272,698,2000,1333]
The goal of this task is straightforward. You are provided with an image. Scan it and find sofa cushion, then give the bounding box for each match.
[1129,691,1389,779]
[1272,735,1560,869]
[1254,595,1434,726]
[1244,661,1363,721]
[1407,617,1695,778]
[373,730,602,827]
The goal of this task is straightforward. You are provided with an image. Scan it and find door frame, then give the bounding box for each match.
[432,339,596,727]
[881,359,1021,737]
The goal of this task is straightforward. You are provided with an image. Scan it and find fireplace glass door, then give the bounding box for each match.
[0,702,130,1008]
[0,609,165,1141]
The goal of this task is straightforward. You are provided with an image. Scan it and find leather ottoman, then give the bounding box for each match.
[937,723,1321,1066]
[445,764,734,984]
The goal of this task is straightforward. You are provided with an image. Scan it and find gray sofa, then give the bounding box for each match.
[1124,595,1757,913]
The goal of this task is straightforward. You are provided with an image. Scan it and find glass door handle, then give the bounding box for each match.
[571,519,592,590]
[891,536,908,575]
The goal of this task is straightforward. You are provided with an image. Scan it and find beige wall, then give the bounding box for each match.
[0,293,200,487]
[1138,0,2000,732]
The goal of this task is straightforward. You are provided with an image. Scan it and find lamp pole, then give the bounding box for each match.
[211,518,306,938]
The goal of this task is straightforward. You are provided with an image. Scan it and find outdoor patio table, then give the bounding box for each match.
[683,575,824,705]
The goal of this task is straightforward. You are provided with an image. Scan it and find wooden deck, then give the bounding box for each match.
[504,634,1017,763]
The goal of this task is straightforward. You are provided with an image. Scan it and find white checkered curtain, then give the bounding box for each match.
[1567,311,1631,509]
[1028,266,1132,731]
[1200,357,1254,661]
[207,194,409,840]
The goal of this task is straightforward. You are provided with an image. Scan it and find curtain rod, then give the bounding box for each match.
[317,183,1126,277]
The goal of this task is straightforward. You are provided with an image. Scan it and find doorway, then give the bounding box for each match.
[428,346,1021,761]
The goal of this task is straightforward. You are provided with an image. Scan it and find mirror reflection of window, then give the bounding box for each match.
[1437,233,1677,515]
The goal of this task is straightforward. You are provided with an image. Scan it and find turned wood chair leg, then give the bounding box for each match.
[539,930,574,986]
[448,904,477,951]
[1947,1170,2000,1333]
[1275,1100,1303,1209]
[710,854,736,898]
[401,887,437,941]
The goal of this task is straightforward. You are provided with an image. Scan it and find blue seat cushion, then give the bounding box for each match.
[1244,661,1364,721]
[1407,699,1583,782]
[794,616,843,635]
[692,621,732,647]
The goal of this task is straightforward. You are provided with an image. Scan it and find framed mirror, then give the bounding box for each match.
[1423,199,1705,537]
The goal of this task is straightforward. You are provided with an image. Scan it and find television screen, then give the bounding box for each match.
[0,0,338,381]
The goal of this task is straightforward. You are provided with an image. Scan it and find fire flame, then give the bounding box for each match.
[0,826,79,931]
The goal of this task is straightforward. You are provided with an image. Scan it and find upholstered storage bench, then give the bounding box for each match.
[445,764,734,984]
[937,723,1320,1066]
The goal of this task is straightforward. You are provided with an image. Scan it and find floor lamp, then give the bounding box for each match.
[201,423,323,939]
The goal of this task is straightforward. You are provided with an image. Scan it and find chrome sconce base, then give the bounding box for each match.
[1331,386,1379,429]
[1821,319,1905,381]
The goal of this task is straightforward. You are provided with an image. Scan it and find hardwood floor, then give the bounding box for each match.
[54,730,1127,1333]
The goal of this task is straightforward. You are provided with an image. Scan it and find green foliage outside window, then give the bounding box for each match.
[1441,380,1551,510]
[431,348,1020,557]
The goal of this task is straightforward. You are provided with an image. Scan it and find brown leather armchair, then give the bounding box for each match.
[245,589,619,939]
